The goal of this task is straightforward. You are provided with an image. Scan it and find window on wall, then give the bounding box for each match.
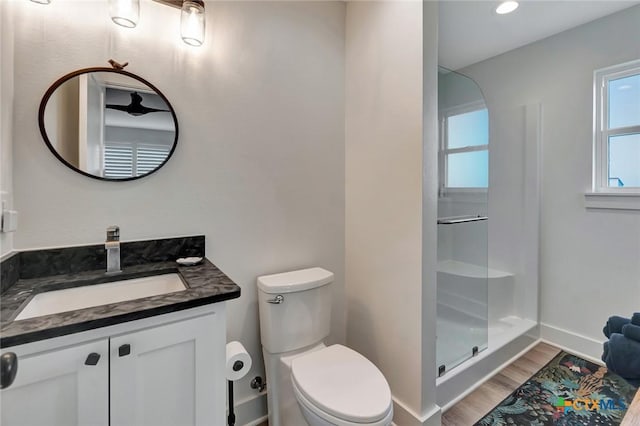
[104,142,171,179]
[593,60,640,193]
[440,104,489,191]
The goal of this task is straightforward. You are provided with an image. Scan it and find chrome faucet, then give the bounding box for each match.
[105,225,121,274]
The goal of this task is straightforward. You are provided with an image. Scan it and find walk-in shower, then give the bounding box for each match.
[436,67,539,409]
[437,67,490,374]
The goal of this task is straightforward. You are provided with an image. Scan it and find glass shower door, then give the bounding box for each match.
[436,67,489,376]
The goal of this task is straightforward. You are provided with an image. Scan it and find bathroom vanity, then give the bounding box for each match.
[0,236,241,426]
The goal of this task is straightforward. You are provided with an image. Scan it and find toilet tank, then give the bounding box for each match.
[258,268,334,354]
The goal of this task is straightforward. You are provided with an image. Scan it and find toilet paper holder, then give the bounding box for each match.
[226,341,252,426]
[226,341,251,381]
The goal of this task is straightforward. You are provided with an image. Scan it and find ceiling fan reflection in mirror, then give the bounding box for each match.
[106,92,170,116]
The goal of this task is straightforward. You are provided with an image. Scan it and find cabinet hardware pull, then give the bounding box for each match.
[0,352,18,389]
[119,344,131,357]
[85,353,101,366]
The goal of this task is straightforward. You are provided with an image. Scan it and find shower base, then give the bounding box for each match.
[436,315,538,410]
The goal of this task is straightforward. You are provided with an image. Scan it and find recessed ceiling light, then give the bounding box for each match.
[496,1,519,15]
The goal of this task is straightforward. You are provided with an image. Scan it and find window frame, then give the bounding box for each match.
[593,59,640,194]
[439,100,489,195]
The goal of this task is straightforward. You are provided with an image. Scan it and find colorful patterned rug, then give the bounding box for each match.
[475,351,638,426]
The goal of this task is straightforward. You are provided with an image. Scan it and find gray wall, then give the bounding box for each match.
[8,1,346,419]
[345,2,440,424]
[0,0,15,257]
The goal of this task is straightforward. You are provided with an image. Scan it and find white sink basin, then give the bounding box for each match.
[15,273,186,321]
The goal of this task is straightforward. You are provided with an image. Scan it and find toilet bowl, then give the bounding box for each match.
[291,344,393,426]
[257,267,393,426]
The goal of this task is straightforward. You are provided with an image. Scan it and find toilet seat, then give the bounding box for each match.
[293,379,394,426]
[291,345,393,425]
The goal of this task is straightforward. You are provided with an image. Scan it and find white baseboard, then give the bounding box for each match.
[392,397,441,426]
[241,392,440,426]
[233,391,268,426]
[243,415,268,426]
[243,390,442,426]
[539,322,605,365]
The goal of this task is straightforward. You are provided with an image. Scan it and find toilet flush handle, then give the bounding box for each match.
[266,295,284,304]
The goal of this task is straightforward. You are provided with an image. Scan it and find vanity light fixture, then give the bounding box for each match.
[35,0,205,46]
[109,0,140,28]
[180,0,206,47]
[151,0,206,47]
[496,1,519,15]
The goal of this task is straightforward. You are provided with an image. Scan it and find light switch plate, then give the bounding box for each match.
[1,209,18,233]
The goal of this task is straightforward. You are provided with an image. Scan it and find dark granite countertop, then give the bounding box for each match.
[1,258,240,348]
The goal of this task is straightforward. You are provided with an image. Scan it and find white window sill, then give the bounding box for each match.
[584,192,640,211]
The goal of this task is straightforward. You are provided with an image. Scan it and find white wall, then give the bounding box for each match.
[10,0,345,418]
[421,2,441,424]
[0,0,15,257]
[345,1,439,424]
[463,6,640,358]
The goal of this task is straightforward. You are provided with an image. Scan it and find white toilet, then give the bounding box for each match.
[257,267,393,426]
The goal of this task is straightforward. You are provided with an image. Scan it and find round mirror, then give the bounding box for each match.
[39,68,178,181]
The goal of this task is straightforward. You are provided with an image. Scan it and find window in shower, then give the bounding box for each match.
[594,60,640,192]
[441,104,489,190]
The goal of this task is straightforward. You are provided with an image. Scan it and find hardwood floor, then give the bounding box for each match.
[441,342,561,426]
[254,341,640,426]
[621,390,640,426]
[257,343,560,426]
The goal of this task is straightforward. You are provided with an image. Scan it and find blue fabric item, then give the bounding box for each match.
[623,323,640,343]
[632,312,640,326]
[603,316,631,338]
[602,340,609,363]
[627,378,640,388]
[603,333,640,379]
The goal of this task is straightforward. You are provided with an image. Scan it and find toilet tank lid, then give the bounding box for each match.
[257,267,334,294]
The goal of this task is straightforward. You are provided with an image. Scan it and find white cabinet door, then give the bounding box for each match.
[0,339,109,426]
[110,313,225,426]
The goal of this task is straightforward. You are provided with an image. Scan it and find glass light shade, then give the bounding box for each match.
[109,0,140,28]
[495,1,519,15]
[181,1,205,47]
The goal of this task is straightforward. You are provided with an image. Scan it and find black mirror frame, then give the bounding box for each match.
[38,67,179,182]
